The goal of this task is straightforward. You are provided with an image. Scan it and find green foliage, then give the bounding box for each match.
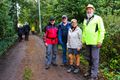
[101,68,120,80]
[0,0,120,79]
[23,67,32,80]
[100,15,120,79]
[0,0,17,39]
[0,35,18,56]
[0,0,17,55]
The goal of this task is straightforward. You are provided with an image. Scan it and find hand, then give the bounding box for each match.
[67,48,68,51]
[97,43,102,48]
[82,44,86,49]
[45,43,48,46]
[77,47,80,51]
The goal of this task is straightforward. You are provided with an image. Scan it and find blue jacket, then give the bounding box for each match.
[23,24,30,33]
[18,27,23,35]
[58,22,71,44]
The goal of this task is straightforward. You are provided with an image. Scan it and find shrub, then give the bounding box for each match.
[100,15,120,79]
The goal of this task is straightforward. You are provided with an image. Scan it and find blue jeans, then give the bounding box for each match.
[86,45,100,78]
[61,43,67,64]
[45,44,58,66]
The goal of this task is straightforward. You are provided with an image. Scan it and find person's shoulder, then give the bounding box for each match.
[77,26,81,30]
[59,22,62,25]
[77,27,82,32]
[67,21,71,24]
[45,25,50,29]
[94,15,102,19]
[67,21,71,25]
[58,22,62,28]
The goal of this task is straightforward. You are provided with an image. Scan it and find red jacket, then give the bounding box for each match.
[43,25,58,45]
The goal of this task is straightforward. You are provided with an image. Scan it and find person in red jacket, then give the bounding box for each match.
[43,17,58,70]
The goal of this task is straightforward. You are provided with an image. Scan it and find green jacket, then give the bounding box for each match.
[82,15,105,45]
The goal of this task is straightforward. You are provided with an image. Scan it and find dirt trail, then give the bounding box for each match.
[0,35,86,80]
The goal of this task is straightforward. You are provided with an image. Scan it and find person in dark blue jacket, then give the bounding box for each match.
[58,15,71,66]
[17,23,23,42]
[23,22,30,41]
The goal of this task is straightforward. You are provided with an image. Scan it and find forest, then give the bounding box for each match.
[0,0,120,79]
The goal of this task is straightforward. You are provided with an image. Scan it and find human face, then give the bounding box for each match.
[86,7,94,18]
[50,20,55,25]
[86,7,94,14]
[71,20,77,27]
[62,17,67,23]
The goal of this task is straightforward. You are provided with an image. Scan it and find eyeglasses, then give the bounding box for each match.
[62,17,67,19]
[50,20,55,21]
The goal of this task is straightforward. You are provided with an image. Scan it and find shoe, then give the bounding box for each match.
[88,77,98,80]
[52,63,58,66]
[60,63,68,67]
[67,65,74,73]
[45,65,50,70]
[84,72,90,77]
[73,68,80,74]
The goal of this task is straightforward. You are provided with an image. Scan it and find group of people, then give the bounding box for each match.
[43,4,105,80]
[17,22,30,42]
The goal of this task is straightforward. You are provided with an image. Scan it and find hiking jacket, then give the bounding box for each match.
[58,22,71,44]
[82,15,105,45]
[23,24,30,33]
[43,24,58,44]
[67,27,82,49]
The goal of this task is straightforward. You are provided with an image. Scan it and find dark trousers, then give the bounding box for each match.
[18,34,23,42]
[61,43,67,64]
[24,32,29,41]
[86,45,100,78]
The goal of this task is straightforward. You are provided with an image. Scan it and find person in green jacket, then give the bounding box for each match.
[82,4,105,80]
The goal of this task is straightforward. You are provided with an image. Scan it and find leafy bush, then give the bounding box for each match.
[0,35,18,56]
[100,15,120,79]
[0,0,16,39]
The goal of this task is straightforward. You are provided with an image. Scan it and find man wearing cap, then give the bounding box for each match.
[82,4,105,80]
[58,15,71,66]
[43,16,58,69]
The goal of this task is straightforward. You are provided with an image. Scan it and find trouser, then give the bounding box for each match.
[18,34,23,41]
[25,32,29,40]
[61,43,67,64]
[86,45,100,78]
[31,31,35,35]
[45,44,58,66]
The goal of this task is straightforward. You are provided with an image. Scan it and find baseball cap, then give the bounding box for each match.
[62,15,67,19]
[49,16,55,21]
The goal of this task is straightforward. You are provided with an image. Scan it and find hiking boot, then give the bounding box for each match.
[84,72,90,77]
[60,63,68,67]
[45,65,50,70]
[88,77,98,80]
[73,66,80,74]
[67,65,74,73]
[51,63,58,67]
[73,68,80,74]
